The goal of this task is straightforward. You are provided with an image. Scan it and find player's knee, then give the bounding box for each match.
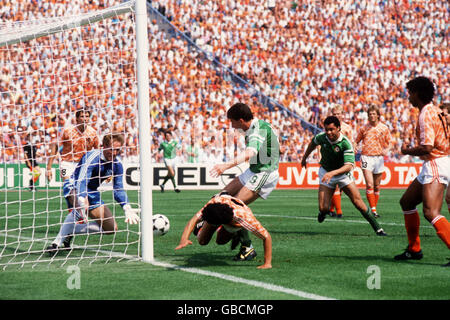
[215,237,230,245]
[198,238,210,246]
[399,196,410,211]
[102,226,117,235]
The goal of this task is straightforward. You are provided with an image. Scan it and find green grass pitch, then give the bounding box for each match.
[0,188,449,300]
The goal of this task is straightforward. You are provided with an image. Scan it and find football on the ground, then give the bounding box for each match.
[153,214,170,236]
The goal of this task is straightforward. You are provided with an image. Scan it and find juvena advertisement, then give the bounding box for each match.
[1,162,422,190]
[277,162,423,189]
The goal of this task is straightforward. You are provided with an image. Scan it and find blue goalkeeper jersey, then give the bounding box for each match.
[70,149,128,207]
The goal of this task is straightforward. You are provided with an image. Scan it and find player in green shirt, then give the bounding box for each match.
[210,102,280,261]
[301,116,386,236]
[158,131,180,193]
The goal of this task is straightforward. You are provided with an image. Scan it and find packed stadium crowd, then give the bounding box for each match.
[0,0,448,166]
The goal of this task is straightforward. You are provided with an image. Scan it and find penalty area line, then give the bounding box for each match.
[148,260,336,300]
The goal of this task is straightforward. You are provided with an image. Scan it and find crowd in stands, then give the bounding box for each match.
[1,0,448,167]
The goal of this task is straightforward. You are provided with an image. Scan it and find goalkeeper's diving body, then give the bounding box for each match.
[46,133,140,256]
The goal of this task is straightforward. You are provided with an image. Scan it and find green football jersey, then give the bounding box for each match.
[313,132,354,172]
[159,139,178,159]
[245,119,280,173]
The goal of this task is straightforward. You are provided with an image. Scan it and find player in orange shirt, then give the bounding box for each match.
[329,104,355,218]
[46,108,99,182]
[355,105,392,218]
[395,77,450,266]
[439,102,450,214]
[175,194,273,269]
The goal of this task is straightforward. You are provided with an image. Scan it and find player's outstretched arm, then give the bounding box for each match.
[175,215,200,250]
[210,148,256,177]
[46,142,58,181]
[401,144,432,157]
[301,140,317,167]
[257,233,272,269]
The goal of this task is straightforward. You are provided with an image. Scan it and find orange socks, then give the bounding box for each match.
[366,188,377,213]
[404,211,450,252]
[374,191,380,207]
[431,215,450,249]
[331,191,342,215]
[403,209,421,252]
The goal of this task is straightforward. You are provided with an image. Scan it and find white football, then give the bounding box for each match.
[153,214,170,236]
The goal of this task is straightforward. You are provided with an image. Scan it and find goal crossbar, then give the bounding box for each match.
[0,1,135,48]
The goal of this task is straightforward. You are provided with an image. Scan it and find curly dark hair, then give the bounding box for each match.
[201,203,234,225]
[406,76,435,105]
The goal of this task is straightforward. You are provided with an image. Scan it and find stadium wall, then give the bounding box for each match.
[0,162,422,190]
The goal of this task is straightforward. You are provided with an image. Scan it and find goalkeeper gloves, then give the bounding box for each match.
[123,204,140,224]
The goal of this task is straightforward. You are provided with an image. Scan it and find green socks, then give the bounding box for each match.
[360,207,381,232]
[162,176,177,188]
[237,229,252,247]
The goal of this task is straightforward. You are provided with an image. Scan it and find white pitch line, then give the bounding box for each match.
[149,260,336,300]
[0,231,336,300]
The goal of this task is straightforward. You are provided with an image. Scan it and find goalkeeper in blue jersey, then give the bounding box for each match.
[301,116,386,236]
[46,133,140,256]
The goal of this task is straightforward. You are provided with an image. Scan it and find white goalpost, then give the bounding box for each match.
[0,0,153,269]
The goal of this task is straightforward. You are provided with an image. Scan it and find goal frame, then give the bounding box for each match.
[0,0,154,265]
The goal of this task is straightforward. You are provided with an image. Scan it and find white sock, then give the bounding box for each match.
[53,210,77,246]
[53,210,102,246]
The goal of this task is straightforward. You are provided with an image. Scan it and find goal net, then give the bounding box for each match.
[0,0,149,269]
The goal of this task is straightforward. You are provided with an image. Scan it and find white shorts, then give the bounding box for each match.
[360,155,385,174]
[319,166,354,189]
[238,168,279,200]
[417,156,450,186]
[60,161,77,180]
[164,157,177,168]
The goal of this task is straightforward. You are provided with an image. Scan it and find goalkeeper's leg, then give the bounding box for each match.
[47,194,117,255]
[88,205,118,234]
[47,209,102,256]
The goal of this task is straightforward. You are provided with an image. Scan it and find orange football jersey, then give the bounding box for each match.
[196,195,269,240]
[341,121,354,143]
[416,104,449,161]
[357,122,392,156]
[59,125,99,162]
